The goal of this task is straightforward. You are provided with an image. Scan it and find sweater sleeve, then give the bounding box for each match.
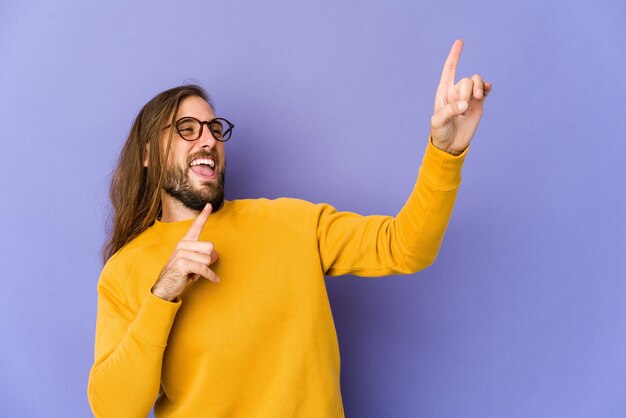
[87,261,181,417]
[317,136,467,277]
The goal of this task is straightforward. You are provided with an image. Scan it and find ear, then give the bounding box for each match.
[143,143,150,167]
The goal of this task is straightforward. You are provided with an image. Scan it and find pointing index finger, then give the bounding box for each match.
[183,203,212,241]
[438,39,463,89]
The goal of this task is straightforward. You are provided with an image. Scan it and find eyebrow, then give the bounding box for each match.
[177,116,217,121]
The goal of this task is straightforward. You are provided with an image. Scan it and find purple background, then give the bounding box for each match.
[1,0,625,417]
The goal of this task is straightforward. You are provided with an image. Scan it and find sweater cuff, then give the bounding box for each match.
[419,135,468,190]
[129,291,182,347]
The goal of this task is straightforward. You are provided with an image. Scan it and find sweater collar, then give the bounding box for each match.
[151,199,233,238]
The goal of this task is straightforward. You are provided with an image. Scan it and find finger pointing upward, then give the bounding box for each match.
[183,203,212,241]
[438,39,463,89]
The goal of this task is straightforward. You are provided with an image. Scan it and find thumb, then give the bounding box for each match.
[210,249,219,264]
[430,100,468,129]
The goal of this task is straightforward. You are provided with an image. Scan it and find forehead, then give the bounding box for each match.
[176,95,216,120]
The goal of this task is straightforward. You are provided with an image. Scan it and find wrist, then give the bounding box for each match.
[429,135,466,156]
[151,284,176,302]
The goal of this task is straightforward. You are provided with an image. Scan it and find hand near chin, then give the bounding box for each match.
[430,39,492,156]
[151,203,220,302]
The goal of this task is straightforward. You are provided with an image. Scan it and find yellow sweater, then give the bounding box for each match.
[88,139,467,417]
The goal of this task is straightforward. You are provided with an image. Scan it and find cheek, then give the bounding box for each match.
[217,144,226,162]
[167,142,194,166]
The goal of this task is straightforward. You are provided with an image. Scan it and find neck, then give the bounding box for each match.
[159,192,200,222]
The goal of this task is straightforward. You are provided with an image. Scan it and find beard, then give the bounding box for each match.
[163,163,225,212]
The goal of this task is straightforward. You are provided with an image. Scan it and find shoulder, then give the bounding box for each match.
[99,228,160,288]
[230,196,320,218]
[229,197,332,238]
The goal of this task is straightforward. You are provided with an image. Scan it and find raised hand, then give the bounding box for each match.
[430,39,492,155]
[151,203,220,302]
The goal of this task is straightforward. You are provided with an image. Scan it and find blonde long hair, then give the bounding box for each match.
[103,85,211,262]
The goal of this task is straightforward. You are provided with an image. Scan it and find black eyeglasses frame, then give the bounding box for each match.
[164,116,235,142]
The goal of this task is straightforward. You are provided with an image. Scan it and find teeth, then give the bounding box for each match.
[190,158,215,168]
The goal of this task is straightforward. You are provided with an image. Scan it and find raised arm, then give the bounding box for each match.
[318,39,490,276]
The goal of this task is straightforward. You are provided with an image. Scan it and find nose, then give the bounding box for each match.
[197,122,217,150]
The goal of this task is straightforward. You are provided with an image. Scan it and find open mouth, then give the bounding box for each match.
[189,157,216,180]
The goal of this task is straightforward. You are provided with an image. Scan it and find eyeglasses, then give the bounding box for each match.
[164,117,234,142]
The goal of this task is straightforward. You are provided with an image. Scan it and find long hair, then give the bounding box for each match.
[103,84,212,262]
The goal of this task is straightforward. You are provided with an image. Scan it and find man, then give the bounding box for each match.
[87,39,491,417]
